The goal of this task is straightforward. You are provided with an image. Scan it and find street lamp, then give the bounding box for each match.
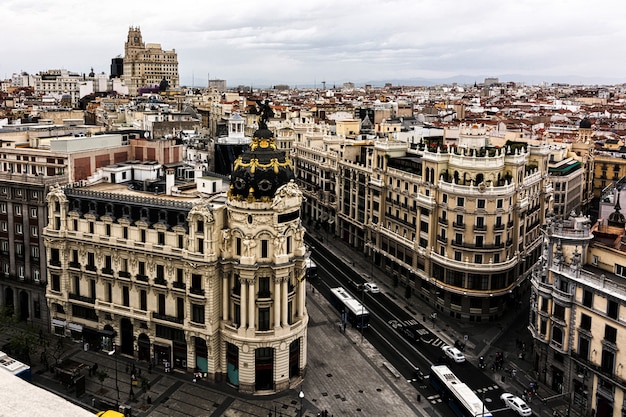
[361,287,369,343]
[367,241,374,278]
[299,390,305,417]
[108,345,120,405]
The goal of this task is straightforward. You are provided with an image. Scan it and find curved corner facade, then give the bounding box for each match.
[43,179,308,394]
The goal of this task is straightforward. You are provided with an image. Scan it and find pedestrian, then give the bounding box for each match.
[93,363,98,374]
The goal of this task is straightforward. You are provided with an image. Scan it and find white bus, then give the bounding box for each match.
[329,287,370,329]
[430,364,492,417]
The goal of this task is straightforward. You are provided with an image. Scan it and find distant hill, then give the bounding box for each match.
[183,74,625,90]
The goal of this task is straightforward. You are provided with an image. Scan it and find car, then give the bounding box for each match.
[348,279,363,291]
[413,367,428,382]
[364,282,380,293]
[500,392,532,416]
[441,345,466,363]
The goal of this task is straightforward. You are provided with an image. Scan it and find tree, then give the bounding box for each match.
[140,376,150,393]
[96,370,109,390]
[404,284,412,300]
[0,306,38,364]
[159,78,169,92]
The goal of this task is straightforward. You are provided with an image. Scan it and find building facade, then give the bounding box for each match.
[122,27,179,96]
[530,213,626,417]
[43,125,308,393]
[296,123,553,320]
[0,156,66,329]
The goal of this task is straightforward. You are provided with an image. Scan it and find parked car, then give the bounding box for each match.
[500,392,532,416]
[441,345,466,363]
[364,282,380,293]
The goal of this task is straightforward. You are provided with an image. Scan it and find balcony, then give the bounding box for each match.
[85,264,97,272]
[153,312,184,325]
[69,262,81,269]
[452,222,465,229]
[118,271,131,278]
[154,277,167,287]
[494,223,505,231]
[69,293,95,304]
[189,287,205,297]
[473,225,487,232]
[436,235,448,243]
[50,260,62,267]
[136,274,149,282]
[438,217,448,225]
[553,287,573,303]
[101,268,114,276]
[172,281,186,291]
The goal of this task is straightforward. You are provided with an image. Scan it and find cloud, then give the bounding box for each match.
[1,0,625,86]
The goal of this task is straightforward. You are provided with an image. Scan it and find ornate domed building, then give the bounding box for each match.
[42,101,308,396]
[221,101,308,393]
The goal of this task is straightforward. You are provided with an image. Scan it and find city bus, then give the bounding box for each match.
[329,287,370,329]
[430,364,492,417]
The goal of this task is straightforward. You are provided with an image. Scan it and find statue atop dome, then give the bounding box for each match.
[256,99,274,130]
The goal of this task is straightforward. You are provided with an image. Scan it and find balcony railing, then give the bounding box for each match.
[101,268,114,276]
[118,271,131,278]
[173,281,186,290]
[85,264,97,272]
[153,312,184,325]
[452,222,465,229]
[69,293,95,304]
[69,262,81,269]
[136,274,149,282]
[189,287,205,296]
[473,225,487,232]
[154,278,167,286]
[50,260,62,267]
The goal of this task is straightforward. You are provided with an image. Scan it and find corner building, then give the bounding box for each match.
[43,129,307,394]
[302,124,554,321]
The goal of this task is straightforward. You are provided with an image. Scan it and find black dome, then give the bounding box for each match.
[228,129,295,202]
[580,118,592,129]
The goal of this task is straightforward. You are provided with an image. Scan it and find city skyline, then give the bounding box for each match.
[2,0,625,88]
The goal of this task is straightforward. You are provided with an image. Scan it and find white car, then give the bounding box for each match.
[364,283,380,293]
[441,345,466,363]
[500,392,532,416]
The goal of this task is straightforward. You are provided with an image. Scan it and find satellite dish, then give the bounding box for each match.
[144,131,150,138]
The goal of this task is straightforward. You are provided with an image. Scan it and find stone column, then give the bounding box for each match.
[240,278,247,329]
[222,272,229,320]
[248,279,255,330]
[274,276,281,329]
[281,278,289,326]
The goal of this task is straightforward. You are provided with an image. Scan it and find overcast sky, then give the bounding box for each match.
[2,0,625,88]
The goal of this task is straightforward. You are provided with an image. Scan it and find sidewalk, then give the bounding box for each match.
[12,281,425,417]
[310,228,568,417]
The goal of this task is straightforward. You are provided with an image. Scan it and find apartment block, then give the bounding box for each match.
[530,212,626,417]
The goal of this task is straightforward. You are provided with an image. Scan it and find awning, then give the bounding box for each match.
[68,323,83,332]
[52,319,66,327]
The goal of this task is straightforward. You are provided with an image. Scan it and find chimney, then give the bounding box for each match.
[166,167,175,196]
